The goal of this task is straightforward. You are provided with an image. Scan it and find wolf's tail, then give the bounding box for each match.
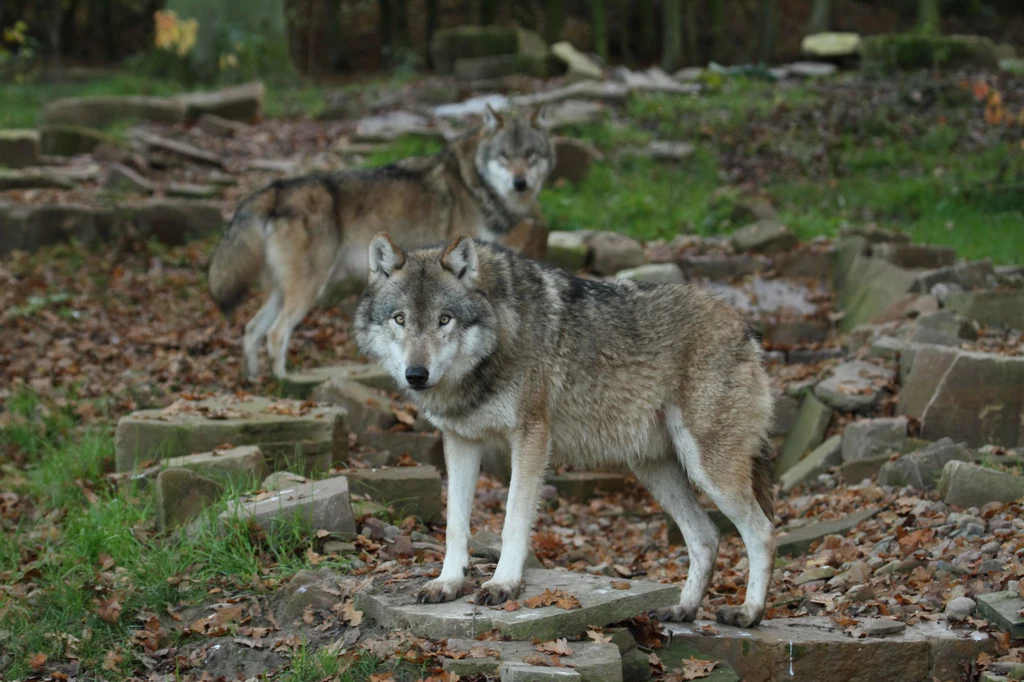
[208,186,277,315]
[752,437,776,522]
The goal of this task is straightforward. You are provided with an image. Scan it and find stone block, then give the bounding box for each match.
[777,509,878,556]
[215,475,355,536]
[156,468,224,532]
[280,362,397,399]
[775,393,833,476]
[937,461,1024,509]
[779,434,842,492]
[841,418,907,462]
[344,465,443,522]
[165,445,270,489]
[813,360,893,413]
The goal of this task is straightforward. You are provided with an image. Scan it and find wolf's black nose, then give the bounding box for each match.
[513,177,528,192]
[406,366,429,387]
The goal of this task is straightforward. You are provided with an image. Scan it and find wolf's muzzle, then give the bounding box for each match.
[405,365,430,389]
[513,177,528,192]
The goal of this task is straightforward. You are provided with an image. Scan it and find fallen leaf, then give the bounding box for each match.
[611,580,631,590]
[535,638,574,656]
[29,653,47,671]
[97,598,122,624]
[341,601,363,626]
[587,629,612,644]
[102,651,123,671]
[679,656,718,680]
[503,600,521,612]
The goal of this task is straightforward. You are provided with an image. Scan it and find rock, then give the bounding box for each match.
[39,125,114,156]
[281,362,397,399]
[176,82,265,122]
[896,345,960,419]
[677,254,768,280]
[801,32,862,58]
[813,360,893,412]
[310,378,399,432]
[446,640,619,682]
[344,466,443,522]
[945,290,1024,331]
[779,434,843,492]
[937,461,1024,509]
[730,220,797,255]
[430,26,546,76]
[469,529,542,569]
[786,61,838,78]
[872,242,955,270]
[276,568,344,623]
[356,568,679,640]
[166,183,220,199]
[664,616,992,682]
[976,591,1024,639]
[262,471,309,490]
[0,203,113,257]
[586,231,645,276]
[863,33,999,72]
[842,454,891,484]
[165,445,269,489]
[105,163,155,195]
[547,472,627,500]
[841,418,907,462]
[877,438,971,491]
[0,169,75,191]
[919,351,1024,448]
[795,566,836,585]
[614,66,699,94]
[195,113,249,138]
[770,393,800,437]
[156,468,224,532]
[127,199,224,245]
[775,393,833,476]
[837,254,918,331]
[454,54,547,81]
[550,137,599,186]
[644,140,696,162]
[546,231,591,272]
[358,429,444,469]
[858,618,907,637]
[915,310,978,340]
[615,263,684,284]
[42,96,188,128]
[134,131,224,168]
[0,130,41,169]
[620,646,652,682]
[214,475,356,537]
[551,41,604,80]
[777,509,878,556]
[114,395,347,474]
[774,249,833,280]
[978,559,1004,575]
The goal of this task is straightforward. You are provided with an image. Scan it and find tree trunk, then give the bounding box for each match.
[708,0,726,63]
[60,0,78,64]
[479,0,498,25]
[682,0,697,66]
[425,0,439,55]
[807,0,830,34]
[617,0,631,65]
[755,0,775,64]
[379,0,392,57]
[590,0,607,62]
[544,0,564,44]
[325,0,348,70]
[393,0,410,51]
[639,0,656,61]
[48,0,63,77]
[661,0,682,72]
[916,0,940,36]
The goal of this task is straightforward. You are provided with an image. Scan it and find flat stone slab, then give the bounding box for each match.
[281,362,397,399]
[213,475,355,537]
[164,445,269,489]
[662,617,993,682]
[813,360,893,412]
[115,395,347,474]
[937,461,1024,509]
[443,639,621,682]
[777,508,878,556]
[343,465,443,522]
[976,591,1024,639]
[355,568,679,641]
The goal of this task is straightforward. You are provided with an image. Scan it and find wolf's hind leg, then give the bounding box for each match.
[243,290,282,380]
[418,433,482,604]
[632,459,720,622]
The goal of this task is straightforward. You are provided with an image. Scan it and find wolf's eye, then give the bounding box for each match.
[393,313,405,326]
[439,314,452,327]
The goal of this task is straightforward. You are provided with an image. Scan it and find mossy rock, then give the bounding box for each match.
[430,26,546,75]
[862,33,998,72]
[40,126,116,156]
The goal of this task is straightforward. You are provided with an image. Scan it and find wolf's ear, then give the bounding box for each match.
[440,235,479,286]
[368,232,406,281]
[483,104,504,132]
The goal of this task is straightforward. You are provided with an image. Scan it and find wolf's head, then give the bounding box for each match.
[353,233,498,394]
[475,105,554,214]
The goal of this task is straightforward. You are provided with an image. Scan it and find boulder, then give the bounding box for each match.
[546,231,591,272]
[0,130,41,169]
[779,434,842,492]
[358,429,444,469]
[551,41,604,80]
[896,345,960,419]
[176,82,265,122]
[164,445,270,489]
[731,220,797,255]
[813,360,893,413]
[944,290,1024,331]
[215,475,356,537]
[801,32,862,58]
[586,231,645,276]
[276,568,344,624]
[842,454,892,484]
[114,395,347,474]
[39,125,115,156]
[41,96,188,128]
[156,468,224,532]
[837,254,917,330]
[615,263,684,284]
[915,310,978,340]
[877,438,971,490]
[775,393,833,476]
[919,351,1024,448]
[343,465,443,522]
[841,418,907,462]
[937,461,1024,508]
[862,33,999,72]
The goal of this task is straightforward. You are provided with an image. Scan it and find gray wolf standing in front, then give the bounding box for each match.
[352,233,777,627]
[207,106,554,380]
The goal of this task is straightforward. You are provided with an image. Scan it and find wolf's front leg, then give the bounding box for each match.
[417,432,482,604]
[477,422,550,605]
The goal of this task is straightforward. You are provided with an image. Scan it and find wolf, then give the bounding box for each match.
[207,106,554,380]
[352,233,778,627]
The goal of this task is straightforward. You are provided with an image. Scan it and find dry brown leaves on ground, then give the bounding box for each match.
[523,589,581,610]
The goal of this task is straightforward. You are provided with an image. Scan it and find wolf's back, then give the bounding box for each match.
[208,186,277,314]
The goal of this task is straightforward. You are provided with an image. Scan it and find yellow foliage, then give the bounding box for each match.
[2,20,29,45]
[153,10,198,57]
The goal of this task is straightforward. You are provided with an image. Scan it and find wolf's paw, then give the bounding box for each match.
[417,578,466,604]
[715,604,763,628]
[655,604,699,622]
[475,579,522,606]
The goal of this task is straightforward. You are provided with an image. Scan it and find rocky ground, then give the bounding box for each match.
[1,61,1024,682]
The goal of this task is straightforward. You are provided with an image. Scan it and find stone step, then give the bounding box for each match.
[209,475,356,538]
[976,591,1024,639]
[443,639,622,682]
[662,616,994,682]
[280,362,397,399]
[355,568,679,641]
[115,395,348,475]
[342,465,443,523]
[777,508,878,556]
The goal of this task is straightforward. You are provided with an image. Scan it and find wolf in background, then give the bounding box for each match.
[353,233,777,628]
[208,106,554,379]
